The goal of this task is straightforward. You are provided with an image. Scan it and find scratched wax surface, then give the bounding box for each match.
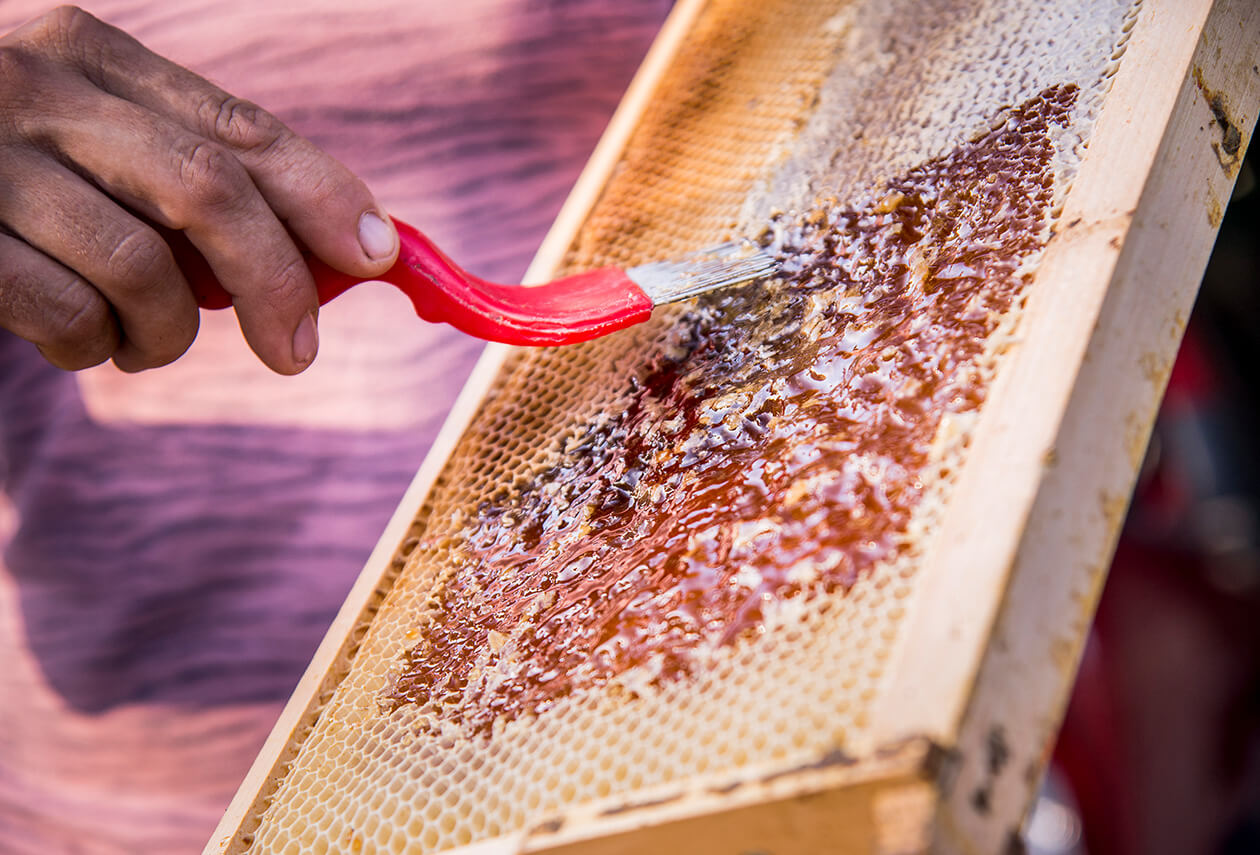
[242,1,1140,851]
[389,87,1076,735]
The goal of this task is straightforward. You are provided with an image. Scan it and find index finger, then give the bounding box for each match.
[34,6,399,278]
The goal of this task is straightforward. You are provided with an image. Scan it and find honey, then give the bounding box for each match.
[388,85,1077,737]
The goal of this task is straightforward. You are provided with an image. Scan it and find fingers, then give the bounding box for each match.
[33,78,319,374]
[1,6,390,374]
[0,231,119,371]
[192,95,400,276]
[35,6,398,277]
[0,146,198,371]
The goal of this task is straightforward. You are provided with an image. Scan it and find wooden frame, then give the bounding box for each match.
[205,0,1259,852]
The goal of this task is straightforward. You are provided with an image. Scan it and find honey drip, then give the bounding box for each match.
[389,85,1077,736]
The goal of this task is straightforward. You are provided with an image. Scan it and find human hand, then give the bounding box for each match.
[0,5,399,374]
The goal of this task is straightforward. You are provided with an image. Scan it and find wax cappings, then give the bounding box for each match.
[239,1,1137,851]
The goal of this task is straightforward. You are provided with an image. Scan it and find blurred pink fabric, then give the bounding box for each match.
[0,2,670,852]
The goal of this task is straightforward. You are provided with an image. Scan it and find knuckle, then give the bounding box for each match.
[30,6,96,54]
[45,281,115,365]
[112,313,197,373]
[202,94,288,154]
[46,5,91,29]
[103,228,173,294]
[302,165,352,210]
[0,243,116,369]
[259,252,312,314]
[177,140,250,213]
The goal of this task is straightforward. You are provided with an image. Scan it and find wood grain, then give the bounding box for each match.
[0,2,669,852]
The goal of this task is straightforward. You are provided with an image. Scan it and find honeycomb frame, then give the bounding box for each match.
[204,1,1259,853]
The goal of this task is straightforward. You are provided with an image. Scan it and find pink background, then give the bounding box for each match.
[0,2,670,851]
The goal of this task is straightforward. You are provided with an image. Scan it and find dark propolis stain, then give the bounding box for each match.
[986,724,1011,776]
[1193,65,1244,174]
[388,86,1079,737]
[756,747,857,785]
[598,791,684,817]
[532,818,565,835]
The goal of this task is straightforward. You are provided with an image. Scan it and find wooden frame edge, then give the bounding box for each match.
[434,738,946,855]
[872,0,1245,745]
[939,1,1259,850]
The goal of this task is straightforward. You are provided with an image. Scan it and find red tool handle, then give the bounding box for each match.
[181,217,654,347]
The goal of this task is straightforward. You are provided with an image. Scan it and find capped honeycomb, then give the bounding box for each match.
[232,0,1140,852]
